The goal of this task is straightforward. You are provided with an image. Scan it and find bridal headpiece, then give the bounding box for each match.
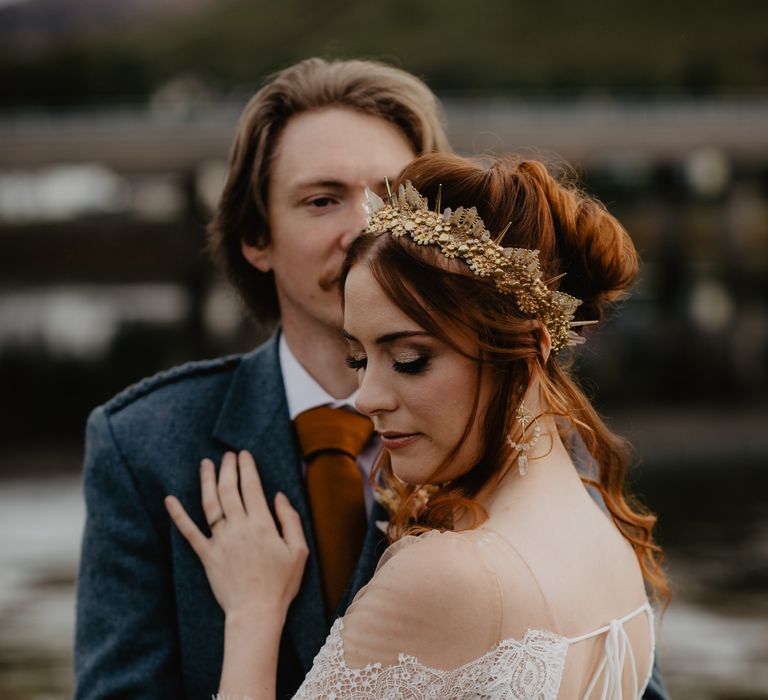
[364,181,593,351]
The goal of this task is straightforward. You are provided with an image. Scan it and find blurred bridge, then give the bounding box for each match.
[2,97,768,173]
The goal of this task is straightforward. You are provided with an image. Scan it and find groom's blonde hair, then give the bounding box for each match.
[207,57,450,324]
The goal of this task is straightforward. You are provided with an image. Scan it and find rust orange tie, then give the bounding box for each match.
[294,406,374,617]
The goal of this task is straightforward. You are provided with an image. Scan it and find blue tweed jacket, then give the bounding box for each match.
[74,334,388,698]
[74,333,668,699]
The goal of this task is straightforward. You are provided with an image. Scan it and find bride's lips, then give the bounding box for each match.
[379,431,421,450]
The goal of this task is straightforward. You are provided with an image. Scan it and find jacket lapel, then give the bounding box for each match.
[211,333,327,672]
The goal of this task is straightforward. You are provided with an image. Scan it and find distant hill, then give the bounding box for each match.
[1,0,767,108]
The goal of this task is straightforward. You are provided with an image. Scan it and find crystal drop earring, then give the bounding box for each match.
[505,401,541,476]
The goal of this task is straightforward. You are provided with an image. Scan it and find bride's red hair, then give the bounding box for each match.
[341,153,669,608]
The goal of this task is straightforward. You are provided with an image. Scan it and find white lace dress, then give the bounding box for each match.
[293,530,655,699]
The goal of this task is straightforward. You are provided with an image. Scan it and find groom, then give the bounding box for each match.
[74,57,668,699]
[74,57,447,699]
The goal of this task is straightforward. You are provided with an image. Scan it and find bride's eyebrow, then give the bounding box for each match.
[343,330,430,345]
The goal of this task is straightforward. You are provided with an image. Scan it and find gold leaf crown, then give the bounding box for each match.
[364,181,593,352]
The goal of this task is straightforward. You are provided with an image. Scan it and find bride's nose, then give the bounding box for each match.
[354,363,397,417]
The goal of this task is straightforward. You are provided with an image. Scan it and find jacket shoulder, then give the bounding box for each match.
[102,353,244,416]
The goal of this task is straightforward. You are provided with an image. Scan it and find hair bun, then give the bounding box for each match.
[511,160,639,324]
[556,196,639,323]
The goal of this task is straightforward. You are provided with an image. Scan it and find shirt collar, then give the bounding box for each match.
[279,333,358,420]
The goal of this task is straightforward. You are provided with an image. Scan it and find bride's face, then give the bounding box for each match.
[344,264,490,484]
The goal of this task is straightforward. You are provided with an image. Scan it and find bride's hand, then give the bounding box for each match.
[164,450,309,621]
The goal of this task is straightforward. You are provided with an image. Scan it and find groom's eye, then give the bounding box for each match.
[309,196,335,208]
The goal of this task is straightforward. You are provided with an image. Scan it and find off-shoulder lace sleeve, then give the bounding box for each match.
[293,530,518,698]
[293,617,568,699]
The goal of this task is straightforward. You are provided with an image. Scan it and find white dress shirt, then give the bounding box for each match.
[279,334,380,517]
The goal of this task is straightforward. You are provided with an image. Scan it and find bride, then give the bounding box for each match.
[165,153,668,698]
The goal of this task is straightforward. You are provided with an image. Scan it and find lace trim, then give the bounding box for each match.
[294,617,570,699]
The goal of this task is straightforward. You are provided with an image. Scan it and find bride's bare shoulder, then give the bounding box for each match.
[375,529,497,582]
[342,530,504,668]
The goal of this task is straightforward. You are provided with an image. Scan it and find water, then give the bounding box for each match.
[0,464,766,698]
[0,476,81,698]
[662,602,768,697]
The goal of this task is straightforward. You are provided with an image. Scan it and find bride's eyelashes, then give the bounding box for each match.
[345,354,367,371]
[344,354,432,375]
[393,355,430,375]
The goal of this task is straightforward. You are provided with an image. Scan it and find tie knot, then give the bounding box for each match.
[294,406,374,461]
